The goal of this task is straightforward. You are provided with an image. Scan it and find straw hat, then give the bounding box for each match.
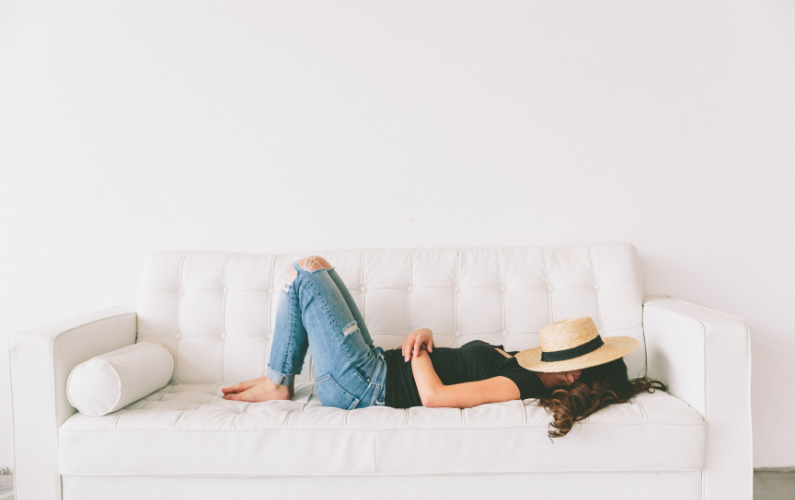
[514,316,638,373]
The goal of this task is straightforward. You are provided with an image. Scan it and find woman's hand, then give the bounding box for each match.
[402,328,434,362]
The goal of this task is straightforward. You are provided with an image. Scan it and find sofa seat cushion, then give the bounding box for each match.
[59,383,705,477]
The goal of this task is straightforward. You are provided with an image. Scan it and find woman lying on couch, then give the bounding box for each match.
[222,256,665,437]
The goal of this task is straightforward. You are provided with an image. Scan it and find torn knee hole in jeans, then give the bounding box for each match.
[343,321,359,336]
[297,256,328,273]
[281,257,331,293]
[281,267,298,292]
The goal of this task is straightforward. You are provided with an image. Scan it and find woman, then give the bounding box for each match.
[223,256,665,437]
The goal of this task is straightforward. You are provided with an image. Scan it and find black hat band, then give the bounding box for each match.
[540,335,604,362]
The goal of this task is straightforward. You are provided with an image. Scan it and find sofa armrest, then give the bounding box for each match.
[9,307,137,500]
[642,296,752,500]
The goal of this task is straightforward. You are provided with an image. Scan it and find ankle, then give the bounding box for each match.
[264,377,292,392]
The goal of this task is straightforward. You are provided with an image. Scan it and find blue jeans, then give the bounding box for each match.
[266,262,388,409]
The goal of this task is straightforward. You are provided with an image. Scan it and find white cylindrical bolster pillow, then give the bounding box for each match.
[67,342,174,417]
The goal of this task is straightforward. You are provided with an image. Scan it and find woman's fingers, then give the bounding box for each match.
[404,334,415,362]
[415,338,431,357]
[402,332,434,361]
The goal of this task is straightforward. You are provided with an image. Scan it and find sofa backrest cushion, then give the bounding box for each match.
[136,243,645,384]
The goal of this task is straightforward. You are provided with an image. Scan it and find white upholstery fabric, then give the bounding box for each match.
[136,244,647,385]
[67,342,174,417]
[643,296,753,500]
[8,307,137,500]
[59,383,704,476]
[62,472,704,500]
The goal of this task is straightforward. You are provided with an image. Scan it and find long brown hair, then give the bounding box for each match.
[537,358,666,438]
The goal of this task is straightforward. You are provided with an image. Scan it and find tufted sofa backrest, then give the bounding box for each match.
[136,243,646,384]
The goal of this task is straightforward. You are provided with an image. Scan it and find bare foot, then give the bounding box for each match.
[223,378,291,402]
[222,376,268,395]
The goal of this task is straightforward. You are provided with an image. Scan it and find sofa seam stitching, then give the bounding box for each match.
[219,254,232,382]
[589,244,604,331]
[59,421,707,433]
[543,247,553,322]
[267,255,277,378]
[498,248,506,344]
[174,252,187,383]
[454,249,459,345]
[407,250,413,331]
[361,252,366,327]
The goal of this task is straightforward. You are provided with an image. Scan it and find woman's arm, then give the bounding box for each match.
[410,348,520,408]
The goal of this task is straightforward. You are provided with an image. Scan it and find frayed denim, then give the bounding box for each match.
[267,262,387,409]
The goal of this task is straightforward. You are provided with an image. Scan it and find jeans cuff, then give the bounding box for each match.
[266,366,294,386]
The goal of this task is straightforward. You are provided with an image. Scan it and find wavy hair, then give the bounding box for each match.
[537,358,666,438]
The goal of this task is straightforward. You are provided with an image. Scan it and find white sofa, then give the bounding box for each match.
[9,243,753,500]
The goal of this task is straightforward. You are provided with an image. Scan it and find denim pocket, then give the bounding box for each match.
[315,373,360,410]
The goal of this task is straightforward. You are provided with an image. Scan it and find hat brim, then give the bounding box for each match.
[514,336,639,373]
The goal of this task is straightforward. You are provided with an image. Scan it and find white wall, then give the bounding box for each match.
[1,0,793,468]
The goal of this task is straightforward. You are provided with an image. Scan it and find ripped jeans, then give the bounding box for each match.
[267,261,388,409]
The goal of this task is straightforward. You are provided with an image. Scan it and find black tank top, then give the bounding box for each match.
[384,340,549,408]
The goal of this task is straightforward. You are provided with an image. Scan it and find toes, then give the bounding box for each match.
[227,388,254,402]
[222,377,267,395]
[222,384,240,394]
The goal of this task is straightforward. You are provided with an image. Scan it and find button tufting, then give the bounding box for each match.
[220,333,227,339]
[455,331,460,337]
[454,286,460,292]
[408,286,414,292]
[501,286,507,291]
[223,287,229,293]
[503,330,509,335]
[548,285,554,291]
[268,288,274,294]
[361,286,367,292]
[179,288,185,293]
[594,284,600,290]
[175,333,181,339]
